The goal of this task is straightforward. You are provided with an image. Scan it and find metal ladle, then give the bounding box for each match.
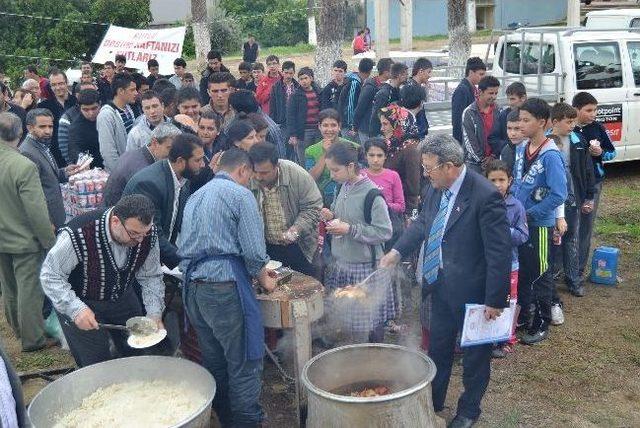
[98,316,158,336]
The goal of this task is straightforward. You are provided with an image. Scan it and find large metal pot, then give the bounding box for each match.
[302,343,443,428]
[28,356,215,428]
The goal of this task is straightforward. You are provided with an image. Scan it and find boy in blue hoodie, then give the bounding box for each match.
[512,98,567,345]
[572,92,617,277]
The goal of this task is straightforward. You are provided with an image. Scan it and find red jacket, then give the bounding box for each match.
[256,72,282,115]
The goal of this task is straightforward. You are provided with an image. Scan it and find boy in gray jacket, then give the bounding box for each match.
[97,74,138,171]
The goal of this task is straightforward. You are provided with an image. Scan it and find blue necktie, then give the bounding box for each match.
[423,189,452,285]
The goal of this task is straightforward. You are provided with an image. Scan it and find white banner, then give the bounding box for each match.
[93,25,186,75]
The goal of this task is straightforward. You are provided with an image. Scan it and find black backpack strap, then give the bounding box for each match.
[364,188,384,268]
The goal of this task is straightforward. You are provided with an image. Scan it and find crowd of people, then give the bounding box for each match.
[0,46,616,428]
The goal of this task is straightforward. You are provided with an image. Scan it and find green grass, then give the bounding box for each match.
[493,409,522,428]
[596,218,640,239]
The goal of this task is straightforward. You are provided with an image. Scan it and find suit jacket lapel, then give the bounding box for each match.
[445,173,472,235]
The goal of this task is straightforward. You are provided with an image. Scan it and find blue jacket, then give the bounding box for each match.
[505,194,528,271]
[573,121,616,183]
[513,139,567,227]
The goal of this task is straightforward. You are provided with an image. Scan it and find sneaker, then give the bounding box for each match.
[570,285,586,297]
[492,345,507,359]
[551,303,565,326]
[520,329,549,345]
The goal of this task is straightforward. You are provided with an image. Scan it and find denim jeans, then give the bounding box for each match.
[186,281,264,428]
[553,205,580,297]
[578,181,603,276]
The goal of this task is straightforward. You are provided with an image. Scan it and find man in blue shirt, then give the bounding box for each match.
[178,147,276,428]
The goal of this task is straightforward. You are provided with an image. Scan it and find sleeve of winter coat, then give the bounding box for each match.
[369,90,386,137]
[349,195,392,245]
[526,153,567,222]
[292,168,323,237]
[18,162,56,249]
[97,110,120,172]
[510,201,529,247]
[462,109,482,164]
[451,87,465,144]
[479,190,512,309]
[353,84,375,131]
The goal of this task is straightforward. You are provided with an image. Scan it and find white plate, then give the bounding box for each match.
[266,260,282,270]
[127,329,167,349]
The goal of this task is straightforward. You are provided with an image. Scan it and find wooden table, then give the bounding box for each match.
[257,272,324,426]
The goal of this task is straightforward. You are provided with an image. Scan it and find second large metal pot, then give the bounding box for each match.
[28,355,215,428]
[302,343,443,428]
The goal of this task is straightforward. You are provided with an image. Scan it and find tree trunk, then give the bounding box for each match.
[315,0,347,86]
[191,0,212,63]
[447,0,471,76]
[308,0,318,46]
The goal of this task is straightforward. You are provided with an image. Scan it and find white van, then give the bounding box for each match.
[585,9,640,29]
[491,26,640,162]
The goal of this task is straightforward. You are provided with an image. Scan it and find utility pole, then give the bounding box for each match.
[567,0,581,27]
[374,0,390,58]
[400,0,413,52]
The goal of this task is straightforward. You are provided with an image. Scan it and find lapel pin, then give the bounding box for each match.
[455,206,460,212]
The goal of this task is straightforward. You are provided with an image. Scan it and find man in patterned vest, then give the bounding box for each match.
[40,194,165,367]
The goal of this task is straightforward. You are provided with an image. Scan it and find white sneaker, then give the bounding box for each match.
[551,303,565,326]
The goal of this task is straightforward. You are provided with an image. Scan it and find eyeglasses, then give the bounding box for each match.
[423,163,443,175]
[120,220,152,240]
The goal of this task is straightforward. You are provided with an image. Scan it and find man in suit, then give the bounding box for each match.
[20,109,82,229]
[122,133,205,269]
[0,112,58,351]
[380,134,511,428]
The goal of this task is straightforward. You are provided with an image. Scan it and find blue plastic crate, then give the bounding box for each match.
[590,246,619,286]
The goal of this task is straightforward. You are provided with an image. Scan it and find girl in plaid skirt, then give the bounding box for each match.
[321,142,395,342]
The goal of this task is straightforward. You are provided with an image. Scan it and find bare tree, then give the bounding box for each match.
[448,0,471,74]
[314,0,347,85]
[191,0,212,63]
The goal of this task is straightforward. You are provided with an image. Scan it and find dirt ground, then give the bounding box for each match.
[2,161,639,427]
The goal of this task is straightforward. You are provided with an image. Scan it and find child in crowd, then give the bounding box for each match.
[305,109,358,207]
[489,82,527,152]
[287,67,321,165]
[363,138,405,248]
[485,159,528,357]
[499,109,524,172]
[236,61,253,90]
[512,98,567,345]
[549,103,595,299]
[247,62,264,93]
[572,92,617,277]
[321,142,394,343]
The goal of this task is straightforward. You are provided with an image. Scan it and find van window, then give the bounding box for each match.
[627,42,640,86]
[631,18,640,28]
[498,42,555,74]
[574,42,623,89]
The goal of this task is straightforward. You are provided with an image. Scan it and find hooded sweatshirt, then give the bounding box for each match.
[338,72,364,129]
[330,175,392,263]
[512,138,567,227]
[573,121,617,183]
